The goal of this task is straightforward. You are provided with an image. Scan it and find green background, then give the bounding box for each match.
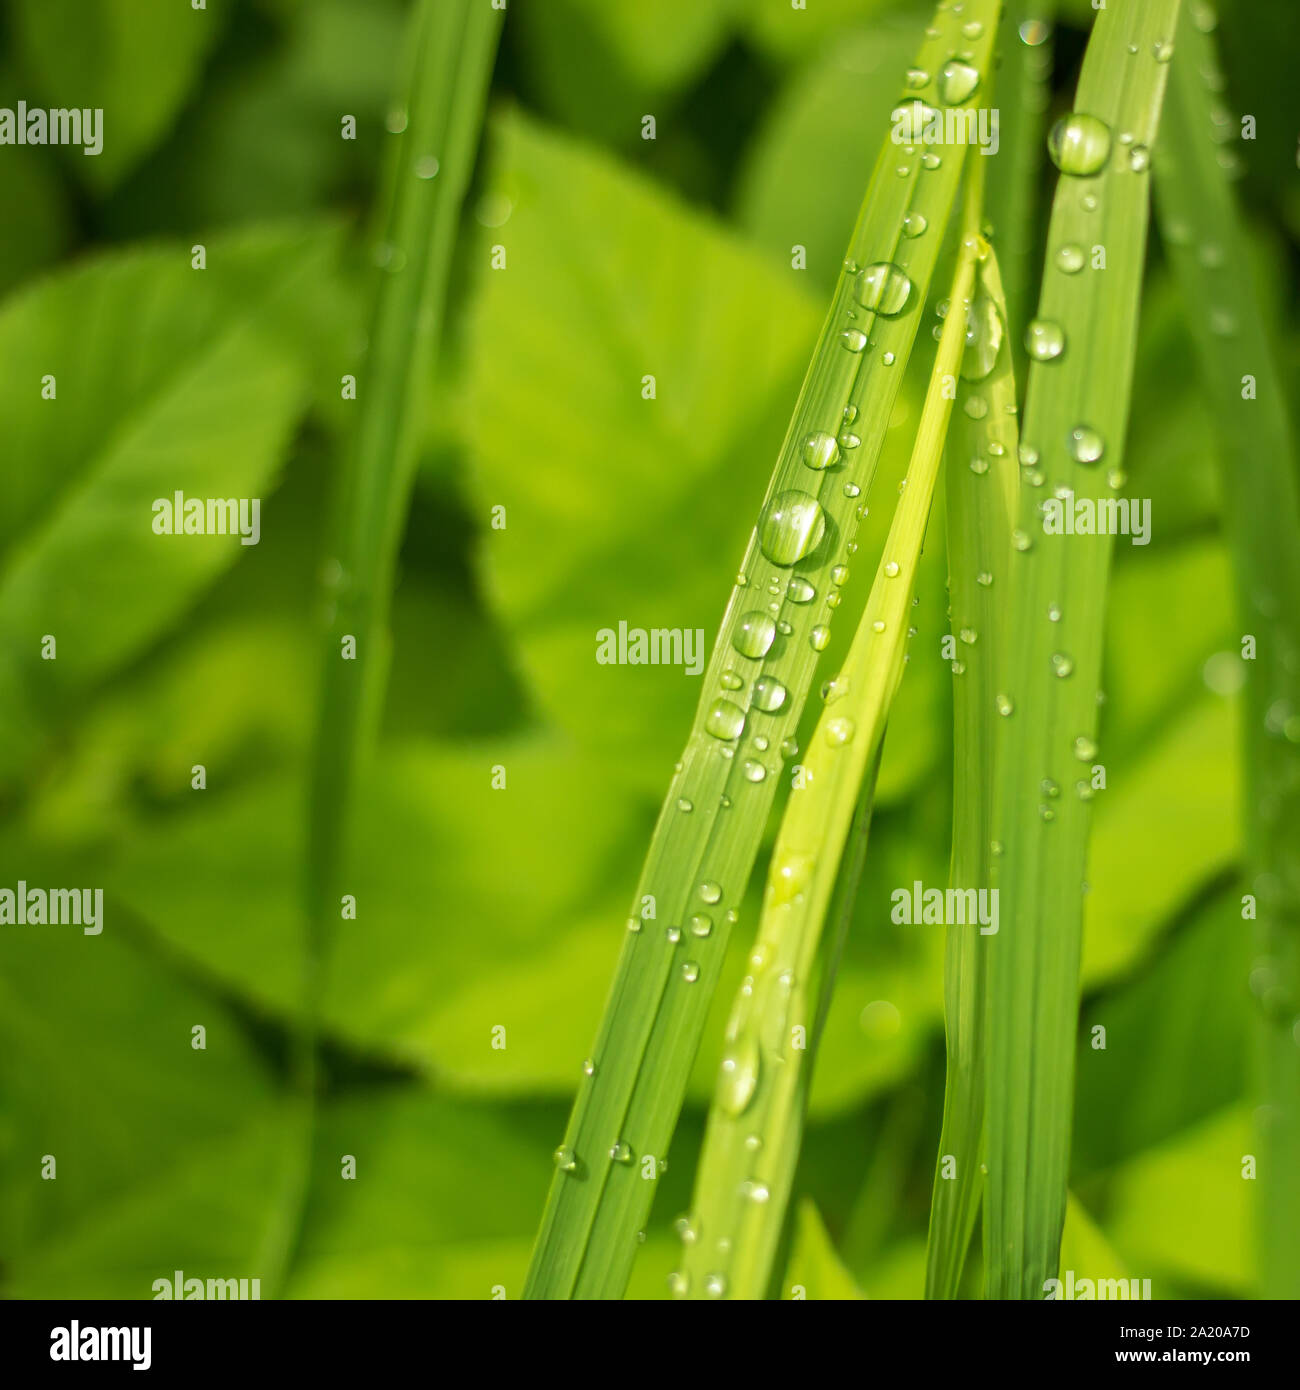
[0,0,1294,1298]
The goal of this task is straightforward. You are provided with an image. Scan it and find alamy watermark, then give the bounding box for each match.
[1044,1269,1152,1300]
[1,102,103,157]
[891,99,999,156]
[152,492,261,545]
[596,621,705,675]
[0,882,102,935]
[891,880,999,934]
[1043,489,1151,546]
[152,1270,261,1300]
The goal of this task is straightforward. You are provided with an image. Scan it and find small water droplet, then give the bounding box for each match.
[825,717,856,746]
[810,625,831,651]
[699,881,722,905]
[413,155,440,179]
[582,1058,596,1077]
[742,759,767,783]
[1073,735,1097,761]
[752,676,788,713]
[610,1140,632,1163]
[903,210,928,239]
[1128,144,1151,172]
[553,1145,577,1172]
[996,693,1015,716]
[884,560,900,577]
[719,1037,760,1116]
[677,797,693,813]
[1051,652,1075,678]
[681,961,700,983]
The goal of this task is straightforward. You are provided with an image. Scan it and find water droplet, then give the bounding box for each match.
[721,670,743,691]
[810,624,831,651]
[921,151,942,170]
[831,565,850,587]
[1051,652,1075,678]
[884,560,900,577]
[1013,528,1033,552]
[1042,777,1060,798]
[1019,443,1041,468]
[960,627,978,645]
[1019,18,1051,45]
[961,19,985,40]
[752,676,788,713]
[905,66,930,90]
[903,210,928,238]
[386,107,409,134]
[969,455,990,476]
[840,327,868,354]
[838,431,861,451]
[1025,318,1066,361]
[1075,781,1094,801]
[787,577,815,605]
[996,693,1015,716]
[1039,804,1056,822]
[742,759,767,783]
[626,916,642,934]
[1128,144,1151,172]
[977,571,993,587]
[742,1179,771,1203]
[699,881,722,905]
[1048,113,1113,176]
[553,1145,577,1172]
[610,1140,632,1164]
[666,926,681,944]
[825,717,856,746]
[759,491,827,566]
[734,611,776,658]
[1056,242,1086,274]
[413,155,440,180]
[1153,39,1174,63]
[719,1037,760,1115]
[1048,602,1062,622]
[677,797,693,813]
[938,58,981,105]
[681,961,700,984]
[1067,426,1105,464]
[704,1273,727,1299]
[1073,735,1097,761]
[582,1057,596,1077]
[705,697,746,741]
[802,430,841,470]
[963,395,989,420]
[960,288,1004,381]
[855,262,914,317]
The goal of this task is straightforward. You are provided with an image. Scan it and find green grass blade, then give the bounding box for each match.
[983,0,1182,1300]
[1153,5,1300,1299]
[525,0,1003,1301]
[261,0,502,1293]
[679,227,984,1302]
[926,230,1019,1300]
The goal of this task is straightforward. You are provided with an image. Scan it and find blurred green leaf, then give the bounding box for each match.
[11,0,224,190]
[0,225,338,785]
[783,1198,864,1299]
[466,109,820,798]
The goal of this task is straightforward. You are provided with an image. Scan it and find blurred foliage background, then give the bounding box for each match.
[0,0,1295,1298]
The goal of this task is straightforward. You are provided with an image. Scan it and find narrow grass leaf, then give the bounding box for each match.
[984,0,1182,1300]
[267,0,502,1292]
[679,229,984,1302]
[926,221,1019,1298]
[526,0,1003,1301]
[1153,5,1300,1298]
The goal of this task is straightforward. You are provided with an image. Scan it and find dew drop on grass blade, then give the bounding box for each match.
[1154,2,1300,1299]
[678,226,986,1303]
[983,0,1182,1300]
[526,0,1005,1301]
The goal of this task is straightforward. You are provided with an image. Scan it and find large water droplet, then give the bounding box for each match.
[1067,426,1105,464]
[854,262,914,317]
[759,491,827,566]
[960,286,1004,381]
[719,1037,760,1116]
[705,697,746,741]
[752,676,788,713]
[802,430,840,470]
[938,57,981,105]
[1025,318,1066,361]
[733,611,776,658]
[1048,113,1113,175]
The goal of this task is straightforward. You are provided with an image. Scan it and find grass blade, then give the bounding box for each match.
[983,0,1182,1299]
[926,226,1019,1298]
[1154,4,1300,1298]
[679,225,984,1302]
[260,0,502,1292]
[525,0,1003,1300]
